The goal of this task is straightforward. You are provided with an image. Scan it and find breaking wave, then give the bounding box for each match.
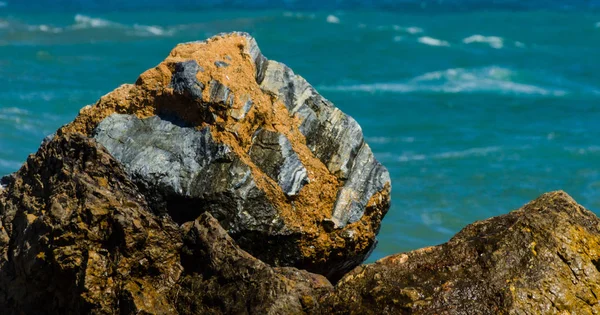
[462,34,504,49]
[0,14,174,39]
[320,66,568,96]
[417,36,450,47]
[397,146,502,163]
[326,14,340,24]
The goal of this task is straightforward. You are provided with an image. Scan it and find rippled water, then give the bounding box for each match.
[1,8,600,262]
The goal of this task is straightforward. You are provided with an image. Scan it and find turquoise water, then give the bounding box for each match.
[2,9,600,262]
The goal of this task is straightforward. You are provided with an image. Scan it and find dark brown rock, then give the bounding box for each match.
[0,134,183,314]
[0,134,332,314]
[322,191,600,314]
[173,212,332,315]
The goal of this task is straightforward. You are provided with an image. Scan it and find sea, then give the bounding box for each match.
[1,1,600,262]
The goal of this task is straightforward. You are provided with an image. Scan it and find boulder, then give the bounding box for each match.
[0,134,332,314]
[0,134,183,314]
[322,191,600,314]
[58,32,391,279]
[174,212,332,315]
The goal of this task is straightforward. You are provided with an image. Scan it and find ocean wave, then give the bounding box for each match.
[462,34,503,49]
[29,24,63,33]
[596,22,600,28]
[0,159,21,170]
[72,14,173,36]
[566,146,600,155]
[283,11,316,19]
[371,25,424,33]
[398,153,427,162]
[418,36,450,47]
[0,1,6,8]
[131,24,173,36]
[366,136,415,144]
[394,25,423,34]
[397,146,502,163]
[320,66,567,96]
[326,14,340,24]
[0,107,30,115]
[0,14,174,39]
[72,14,117,29]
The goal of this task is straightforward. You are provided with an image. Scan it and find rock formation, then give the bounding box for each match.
[57,32,391,279]
[0,134,331,314]
[322,191,600,314]
[0,134,183,314]
[2,32,600,314]
[175,212,332,315]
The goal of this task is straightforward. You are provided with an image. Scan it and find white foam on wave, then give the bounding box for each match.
[0,19,63,33]
[69,14,172,37]
[566,146,600,155]
[434,146,501,159]
[397,146,502,163]
[366,136,415,144]
[283,11,315,19]
[131,24,172,36]
[393,25,423,34]
[514,41,525,48]
[418,36,450,47]
[28,24,63,33]
[596,22,600,28]
[320,66,567,96]
[73,14,117,29]
[326,14,340,24]
[397,153,427,162]
[0,107,29,115]
[462,34,504,49]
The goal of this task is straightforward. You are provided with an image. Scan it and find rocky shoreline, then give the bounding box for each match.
[1,33,599,314]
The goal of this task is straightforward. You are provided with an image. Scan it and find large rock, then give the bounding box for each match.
[174,212,332,315]
[322,191,600,314]
[0,134,183,314]
[0,134,332,314]
[58,32,391,279]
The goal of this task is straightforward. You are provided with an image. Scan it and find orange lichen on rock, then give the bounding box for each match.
[60,34,338,230]
[58,33,391,279]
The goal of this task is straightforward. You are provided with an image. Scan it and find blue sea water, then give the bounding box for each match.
[1,3,600,262]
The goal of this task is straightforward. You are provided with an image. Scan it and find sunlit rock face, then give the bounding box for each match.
[59,32,391,279]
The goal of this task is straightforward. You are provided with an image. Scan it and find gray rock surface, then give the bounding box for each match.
[258,59,390,228]
[93,114,284,235]
[249,128,309,196]
[170,60,205,100]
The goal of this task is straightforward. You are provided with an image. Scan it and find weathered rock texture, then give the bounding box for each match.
[322,191,600,314]
[57,32,391,279]
[5,32,600,315]
[0,134,332,314]
[174,212,332,315]
[0,134,183,314]
[3,136,600,314]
